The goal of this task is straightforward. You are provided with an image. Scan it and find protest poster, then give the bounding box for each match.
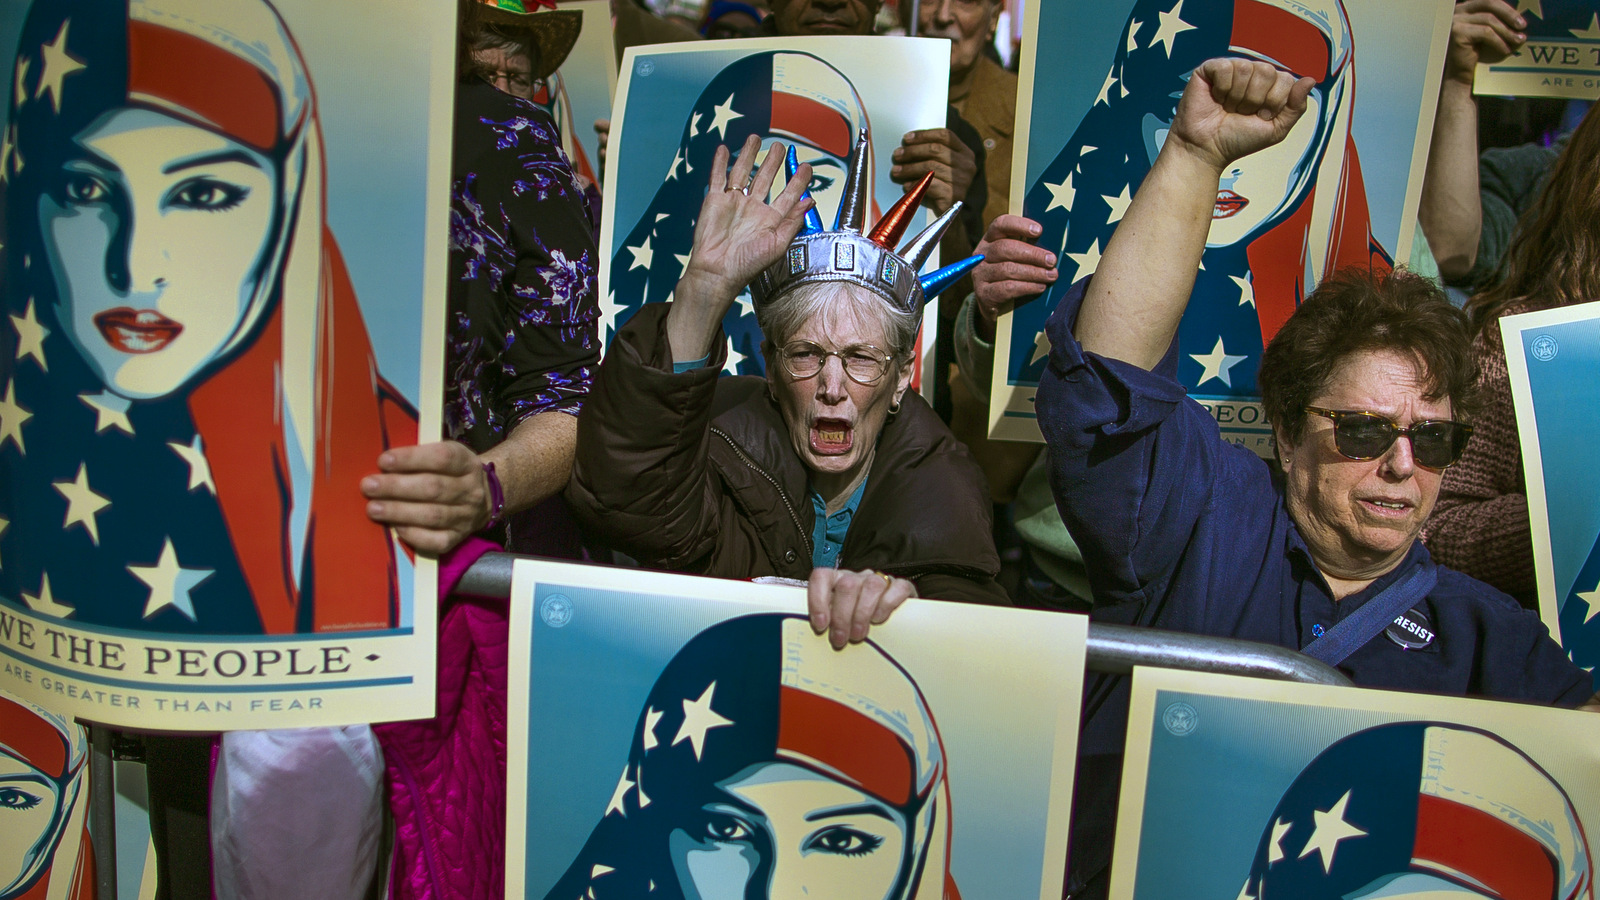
[505,559,1086,899]
[1475,0,1600,100]
[1111,668,1600,899]
[1504,300,1600,693]
[0,687,156,899]
[541,0,616,187]
[1,689,94,900]
[991,0,1452,452]
[0,0,450,730]
[599,37,950,394]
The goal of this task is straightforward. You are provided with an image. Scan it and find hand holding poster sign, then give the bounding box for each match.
[1503,299,1600,693]
[990,0,1451,451]
[506,560,1086,900]
[0,0,450,730]
[1475,0,1600,99]
[1111,669,1600,899]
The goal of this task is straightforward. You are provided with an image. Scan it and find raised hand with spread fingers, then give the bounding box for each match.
[665,135,816,365]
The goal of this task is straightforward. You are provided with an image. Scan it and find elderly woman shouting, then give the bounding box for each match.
[970,58,1598,899]
[571,134,1007,645]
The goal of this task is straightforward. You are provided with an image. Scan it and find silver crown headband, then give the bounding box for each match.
[749,132,983,316]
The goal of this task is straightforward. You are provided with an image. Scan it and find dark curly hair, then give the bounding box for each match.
[1258,267,1480,448]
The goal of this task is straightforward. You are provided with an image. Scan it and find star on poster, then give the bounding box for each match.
[598,37,949,395]
[504,560,1087,900]
[1475,0,1600,100]
[1111,669,1600,899]
[989,0,1450,449]
[0,0,448,731]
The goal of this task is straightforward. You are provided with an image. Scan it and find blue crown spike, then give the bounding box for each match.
[917,254,984,304]
[787,145,825,236]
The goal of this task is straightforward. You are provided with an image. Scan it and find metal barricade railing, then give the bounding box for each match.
[1086,623,1350,685]
[86,551,1349,899]
[458,552,1353,686]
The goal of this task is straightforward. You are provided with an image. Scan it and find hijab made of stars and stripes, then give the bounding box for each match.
[1008,0,1391,401]
[1241,722,1591,900]
[606,50,876,377]
[0,0,415,634]
[543,613,960,900]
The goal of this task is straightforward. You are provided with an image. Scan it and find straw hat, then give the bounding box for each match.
[476,0,584,81]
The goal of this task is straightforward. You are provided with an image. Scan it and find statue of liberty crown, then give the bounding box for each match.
[750,132,984,316]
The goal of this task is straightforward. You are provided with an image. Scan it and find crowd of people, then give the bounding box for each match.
[24,0,1599,895]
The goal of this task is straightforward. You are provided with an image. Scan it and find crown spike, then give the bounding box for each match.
[900,202,965,272]
[832,131,871,232]
[786,145,825,235]
[867,173,932,249]
[918,254,984,304]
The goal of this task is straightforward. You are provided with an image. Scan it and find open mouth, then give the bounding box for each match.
[810,417,854,456]
[94,308,183,354]
[1213,190,1249,219]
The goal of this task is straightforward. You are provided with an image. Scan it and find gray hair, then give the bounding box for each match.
[755,281,918,362]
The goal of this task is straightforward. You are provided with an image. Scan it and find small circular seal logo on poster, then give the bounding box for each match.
[540,594,573,628]
[636,59,655,77]
[1531,334,1558,362]
[1162,702,1198,737]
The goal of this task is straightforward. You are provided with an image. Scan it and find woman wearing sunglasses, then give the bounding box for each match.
[974,57,1597,900]
[570,134,1007,648]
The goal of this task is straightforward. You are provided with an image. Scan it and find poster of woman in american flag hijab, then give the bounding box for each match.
[1503,302,1600,696]
[0,0,451,730]
[504,559,1087,900]
[598,38,947,385]
[1112,669,1600,900]
[989,0,1452,450]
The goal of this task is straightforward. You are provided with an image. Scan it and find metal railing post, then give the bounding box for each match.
[1086,623,1351,686]
[457,553,1353,686]
[88,724,118,900]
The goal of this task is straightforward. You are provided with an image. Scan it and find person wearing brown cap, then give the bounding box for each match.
[463,0,583,101]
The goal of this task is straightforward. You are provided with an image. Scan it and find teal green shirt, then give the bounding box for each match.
[809,477,868,569]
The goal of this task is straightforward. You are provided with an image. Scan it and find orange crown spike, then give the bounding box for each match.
[866,172,933,249]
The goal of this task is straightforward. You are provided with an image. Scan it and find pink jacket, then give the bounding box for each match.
[375,539,507,900]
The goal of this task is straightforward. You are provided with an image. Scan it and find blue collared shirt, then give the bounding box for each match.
[810,477,868,569]
[1034,278,1591,886]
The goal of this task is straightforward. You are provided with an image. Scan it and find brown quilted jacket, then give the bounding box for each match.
[568,303,1009,606]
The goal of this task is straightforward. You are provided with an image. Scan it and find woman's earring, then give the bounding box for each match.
[888,398,902,416]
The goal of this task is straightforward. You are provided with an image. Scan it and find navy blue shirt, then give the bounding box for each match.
[1033,280,1591,892]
